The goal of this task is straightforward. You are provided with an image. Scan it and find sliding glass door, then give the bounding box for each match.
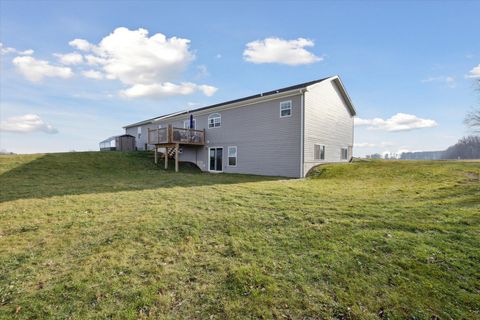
[209,147,223,172]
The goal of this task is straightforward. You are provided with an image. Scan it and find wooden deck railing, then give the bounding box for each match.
[148,125,205,145]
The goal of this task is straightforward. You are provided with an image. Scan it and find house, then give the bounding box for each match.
[123,76,356,178]
[99,134,135,152]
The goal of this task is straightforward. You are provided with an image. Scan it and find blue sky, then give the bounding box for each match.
[1,1,479,156]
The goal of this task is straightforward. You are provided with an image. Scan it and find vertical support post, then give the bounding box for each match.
[165,147,168,169]
[175,144,179,172]
[168,124,173,143]
[203,129,206,144]
[154,146,158,164]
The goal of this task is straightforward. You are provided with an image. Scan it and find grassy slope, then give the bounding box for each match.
[0,152,479,319]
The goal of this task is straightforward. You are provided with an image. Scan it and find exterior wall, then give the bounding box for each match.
[303,79,354,176]
[154,94,303,177]
[125,125,152,150]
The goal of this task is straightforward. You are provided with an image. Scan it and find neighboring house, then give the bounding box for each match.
[123,76,356,178]
[99,134,135,152]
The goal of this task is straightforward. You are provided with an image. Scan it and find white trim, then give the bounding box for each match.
[340,147,348,160]
[208,147,224,172]
[207,113,221,128]
[227,146,237,167]
[314,144,325,161]
[279,100,292,118]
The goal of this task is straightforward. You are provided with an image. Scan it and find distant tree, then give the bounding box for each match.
[465,108,480,133]
[464,80,480,132]
[443,136,480,160]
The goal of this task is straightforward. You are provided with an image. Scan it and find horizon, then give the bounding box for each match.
[1,1,479,156]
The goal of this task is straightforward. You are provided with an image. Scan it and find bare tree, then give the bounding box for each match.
[465,108,480,132]
[464,80,480,132]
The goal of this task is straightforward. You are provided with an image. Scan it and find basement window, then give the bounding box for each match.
[341,148,348,160]
[280,101,292,118]
[314,144,325,160]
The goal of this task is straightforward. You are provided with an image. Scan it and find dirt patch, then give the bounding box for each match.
[465,172,480,183]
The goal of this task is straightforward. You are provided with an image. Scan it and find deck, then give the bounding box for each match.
[147,125,205,172]
[148,125,205,146]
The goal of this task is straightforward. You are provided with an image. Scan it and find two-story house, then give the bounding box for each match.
[123,75,356,178]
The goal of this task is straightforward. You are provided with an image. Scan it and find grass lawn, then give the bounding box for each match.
[0,152,479,319]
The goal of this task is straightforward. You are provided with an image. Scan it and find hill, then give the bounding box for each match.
[0,152,479,319]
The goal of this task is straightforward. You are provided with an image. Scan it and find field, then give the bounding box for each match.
[0,152,479,319]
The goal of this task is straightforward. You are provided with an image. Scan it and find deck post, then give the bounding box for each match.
[154,146,158,164]
[175,143,179,172]
[165,147,168,169]
[168,124,173,143]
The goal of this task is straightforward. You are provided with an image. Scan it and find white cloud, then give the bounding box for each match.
[355,113,438,132]
[84,54,107,65]
[421,76,456,88]
[12,56,73,82]
[121,82,217,98]
[78,27,194,85]
[54,52,84,65]
[1,43,33,55]
[355,141,393,148]
[67,27,216,98]
[82,69,104,80]
[243,37,322,65]
[466,64,480,78]
[69,39,94,51]
[0,114,58,134]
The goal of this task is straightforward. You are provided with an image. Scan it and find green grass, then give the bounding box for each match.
[0,152,479,319]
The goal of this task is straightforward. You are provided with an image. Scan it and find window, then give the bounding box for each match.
[208,113,221,128]
[341,148,348,160]
[183,119,196,129]
[280,101,292,118]
[228,146,237,166]
[314,144,325,160]
[137,126,142,139]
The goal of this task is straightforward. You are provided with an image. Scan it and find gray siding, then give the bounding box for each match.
[125,125,152,150]
[303,80,354,175]
[153,94,303,177]
[124,77,354,178]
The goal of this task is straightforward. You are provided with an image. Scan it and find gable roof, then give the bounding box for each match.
[99,134,134,144]
[123,76,355,128]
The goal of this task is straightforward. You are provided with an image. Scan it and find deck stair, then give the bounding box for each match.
[148,125,205,172]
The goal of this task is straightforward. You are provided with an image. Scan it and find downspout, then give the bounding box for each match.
[351,114,355,162]
[300,89,305,178]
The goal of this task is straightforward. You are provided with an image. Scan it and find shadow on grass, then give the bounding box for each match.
[0,152,283,202]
